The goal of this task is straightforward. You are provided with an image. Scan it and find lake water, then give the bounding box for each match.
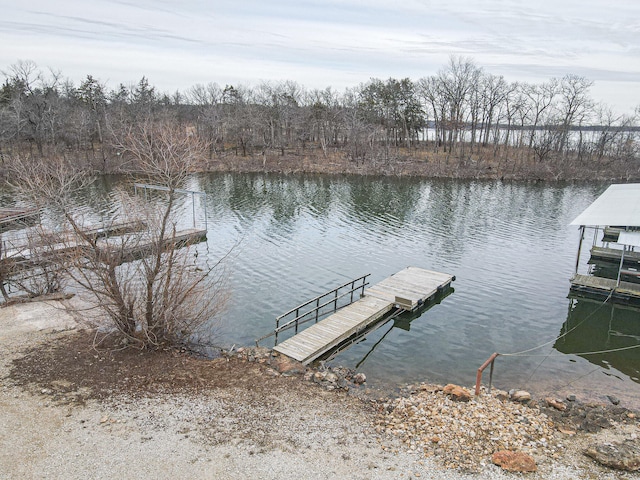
[14,173,640,404]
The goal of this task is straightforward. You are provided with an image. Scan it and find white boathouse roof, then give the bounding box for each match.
[570,183,640,227]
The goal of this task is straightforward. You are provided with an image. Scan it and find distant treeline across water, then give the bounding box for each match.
[1,57,639,181]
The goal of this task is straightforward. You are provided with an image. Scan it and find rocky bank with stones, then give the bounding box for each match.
[231,346,640,474]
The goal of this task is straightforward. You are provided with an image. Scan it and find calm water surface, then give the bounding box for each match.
[26,174,640,403]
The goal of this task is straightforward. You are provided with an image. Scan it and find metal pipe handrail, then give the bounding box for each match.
[134,183,208,231]
[275,282,370,334]
[275,274,370,322]
[475,352,499,396]
[254,274,371,346]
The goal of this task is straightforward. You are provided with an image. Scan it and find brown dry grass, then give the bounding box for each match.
[202,144,640,182]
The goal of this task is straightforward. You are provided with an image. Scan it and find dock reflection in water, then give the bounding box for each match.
[327,286,455,369]
[554,297,640,384]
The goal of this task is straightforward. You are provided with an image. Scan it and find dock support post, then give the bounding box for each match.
[616,246,626,287]
[191,192,196,228]
[574,226,585,275]
[203,192,208,232]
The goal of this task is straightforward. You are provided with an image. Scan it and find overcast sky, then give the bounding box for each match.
[2,0,639,114]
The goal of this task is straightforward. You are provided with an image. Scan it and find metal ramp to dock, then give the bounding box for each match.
[273,267,454,365]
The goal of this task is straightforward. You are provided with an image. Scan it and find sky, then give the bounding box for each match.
[2,0,640,114]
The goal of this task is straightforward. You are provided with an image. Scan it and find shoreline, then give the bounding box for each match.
[1,299,639,478]
[201,153,639,183]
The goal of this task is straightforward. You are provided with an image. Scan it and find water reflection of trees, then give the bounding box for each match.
[194,174,601,272]
[554,297,640,383]
[198,173,337,221]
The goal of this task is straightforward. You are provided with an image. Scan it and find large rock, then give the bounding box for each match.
[491,450,537,472]
[442,384,471,402]
[545,397,567,411]
[324,372,338,384]
[352,373,366,385]
[274,357,305,376]
[510,390,531,402]
[585,439,640,471]
[312,371,327,383]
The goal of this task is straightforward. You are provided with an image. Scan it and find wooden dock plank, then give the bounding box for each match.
[367,283,429,301]
[590,246,640,266]
[1,228,207,273]
[570,273,640,304]
[274,267,454,364]
[366,268,453,307]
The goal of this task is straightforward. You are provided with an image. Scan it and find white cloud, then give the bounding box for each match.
[1,0,639,113]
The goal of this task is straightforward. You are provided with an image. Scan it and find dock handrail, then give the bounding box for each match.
[475,352,499,396]
[255,274,370,346]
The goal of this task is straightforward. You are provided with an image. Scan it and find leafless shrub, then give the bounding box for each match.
[6,123,228,349]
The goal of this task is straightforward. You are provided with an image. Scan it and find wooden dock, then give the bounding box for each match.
[273,267,454,364]
[570,273,640,305]
[98,228,207,264]
[602,227,623,243]
[1,227,206,272]
[589,246,640,266]
[0,207,39,231]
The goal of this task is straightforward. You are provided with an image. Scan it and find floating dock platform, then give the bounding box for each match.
[589,246,640,267]
[1,226,206,272]
[0,207,39,231]
[570,273,640,305]
[273,267,454,365]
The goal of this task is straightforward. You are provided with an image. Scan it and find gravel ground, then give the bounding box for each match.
[0,299,637,479]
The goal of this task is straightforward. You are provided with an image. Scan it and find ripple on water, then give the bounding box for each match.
[21,174,639,400]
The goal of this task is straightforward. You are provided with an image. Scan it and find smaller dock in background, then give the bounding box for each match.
[1,224,206,272]
[569,184,640,306]
[273,267,454,365]
[0,207,39,231]
[98,228,207,264]
[589,246,640,266]
[570,273,640,305]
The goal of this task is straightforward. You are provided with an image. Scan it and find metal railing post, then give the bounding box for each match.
[192,192,196,228]
[203,192,208,231]
[574,225,584,275]
[264,274,372,346]
[616,246,626,287]
[475,352,499,396]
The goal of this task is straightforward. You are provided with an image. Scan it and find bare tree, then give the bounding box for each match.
[556,74,594,155]
[7,122,228,349]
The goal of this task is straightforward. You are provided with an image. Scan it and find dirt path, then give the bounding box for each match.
[0,300,636,479]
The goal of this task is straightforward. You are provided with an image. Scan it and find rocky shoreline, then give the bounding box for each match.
[230,345,640,474]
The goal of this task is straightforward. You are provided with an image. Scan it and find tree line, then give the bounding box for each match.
[1,57,639,179]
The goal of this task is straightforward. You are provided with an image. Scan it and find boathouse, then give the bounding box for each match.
[570,183,640,304]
